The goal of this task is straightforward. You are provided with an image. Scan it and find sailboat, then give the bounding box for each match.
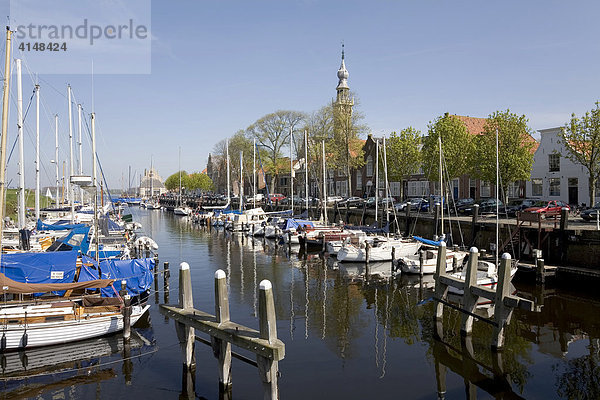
[174,148,191,216]
[0,28,150,351]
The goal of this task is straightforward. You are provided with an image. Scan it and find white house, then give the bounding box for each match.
[526,127,599,207]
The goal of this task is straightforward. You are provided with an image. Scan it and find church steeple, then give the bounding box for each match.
[336,43,349,96]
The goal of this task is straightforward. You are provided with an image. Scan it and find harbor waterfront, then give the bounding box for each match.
[5,207,599,399]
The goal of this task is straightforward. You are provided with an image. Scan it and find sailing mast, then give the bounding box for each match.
[438,135,444,240]
[239,150,243,212]
[226,139,230,205]
[68,85,74,222]
[383,136,389,236]
[150,155,154,199]
[375,139,379,224]
[35,84,40,221]
[304,129,308,213]
[78,103,83,204]
[253,138,256,209]
[495,128,499,267]
[0,27,12,265]
[54,115,59,206]
[91,112,99,264]
[322,140,327,225]
[178,147,182,207]
[16,59,25,230]
[290,127,293,213]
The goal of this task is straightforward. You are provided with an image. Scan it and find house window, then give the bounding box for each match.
[549,178,560,196]
[507,182,519,198]
[532,179,542,197]
[366,156,373,177]
[390,182,401,197]
[480,181,491,198]
[549,153,560,172]
[408,181,417,197]
[356,172,362,190]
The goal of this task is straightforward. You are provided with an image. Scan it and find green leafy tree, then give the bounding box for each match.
[474,110,535,203]
[164,170,188,192]
[247,110,305,192]
[422,113,474,182]
[386,127,422,199]
[187,172,213,192]
[560,102,600,206]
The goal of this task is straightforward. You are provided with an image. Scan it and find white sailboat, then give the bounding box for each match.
[174,147,191,216]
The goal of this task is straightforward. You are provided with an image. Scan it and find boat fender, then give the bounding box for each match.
[21,332,28,349]
[19,352,27,368]
[0,354,5,370]
[0,333,5,351]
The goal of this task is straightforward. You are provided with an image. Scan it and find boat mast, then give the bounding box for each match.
[226,139,230,205]
[239,150,243,212]
[304,129,308,213]
[77,103,83,204]
[375,139,379,224]
[290,127,293,213]
[0,27,12,264]
[35,83,40,222]
[178,146,182,207]
[16,58,25,230]
[54,115,59,206]
[68,85,74,222]
[91,112,99,264]
[150,155,153,199]
[495,127,499,267]
[438,135,443,239]
[253,138,256,209]
[383,136,389,236]
[322,140,327,225]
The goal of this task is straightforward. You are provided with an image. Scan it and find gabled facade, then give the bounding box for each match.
[526,127,599,207]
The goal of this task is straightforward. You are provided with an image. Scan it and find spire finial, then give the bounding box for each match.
[341,41,345,60]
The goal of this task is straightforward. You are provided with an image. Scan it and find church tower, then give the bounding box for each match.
[333,44,355,197]
[334,44,354,116]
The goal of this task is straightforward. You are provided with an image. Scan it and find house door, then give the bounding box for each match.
[568,178,578,206]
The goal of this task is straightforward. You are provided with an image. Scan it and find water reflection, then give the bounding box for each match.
[0,324,156,399]
[137,210,600,399]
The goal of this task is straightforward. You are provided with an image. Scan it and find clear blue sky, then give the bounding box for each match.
[3,0,600,190]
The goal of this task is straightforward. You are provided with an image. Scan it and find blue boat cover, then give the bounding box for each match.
[284,218,314,231]
[37,219,86,231]
[1,251,80,284]
[78,255,155,297]
[412,235,443,246]
[48,226,91,255]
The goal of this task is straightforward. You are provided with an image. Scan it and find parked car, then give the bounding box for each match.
[580,201,600,221]
[280,195,302,205]
[366,196,395,208]
[339,196,364,208]
[458,199,504,215]
[505,199,536,217]
[246,193,265,203]
[395,197,427,212]
[448,198,474,213]
[268,193,286,202]
[523,200,570,217]
[325,196,344,205]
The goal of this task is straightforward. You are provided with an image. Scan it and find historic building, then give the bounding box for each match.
[526,127,599,207]
[139,167,166,197]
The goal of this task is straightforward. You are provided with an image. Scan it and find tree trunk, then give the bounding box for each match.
[590,175,597,208]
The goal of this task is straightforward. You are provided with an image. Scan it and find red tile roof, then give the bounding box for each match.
[451,115,487,136]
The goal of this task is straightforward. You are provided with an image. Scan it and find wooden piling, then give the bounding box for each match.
[175,262,196,370]
[460,247,479,336]
[258,280,279,400]
[470,204,479,245]
[433,242,448,321]
[492,254,513,350]
[419,250,424,277]
[163,262,170,303]
[536,258,545,284]
[120,280,131,340]
[212,269,232,390]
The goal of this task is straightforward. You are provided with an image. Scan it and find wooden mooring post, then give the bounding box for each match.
[433,243,534,350]
[160,265,285,399]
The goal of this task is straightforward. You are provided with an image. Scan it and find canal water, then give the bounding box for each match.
[2,208,600,399]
